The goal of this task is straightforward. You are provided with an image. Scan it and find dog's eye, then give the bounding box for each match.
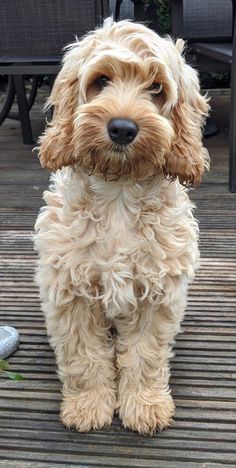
[147,82,163,96]
[94,75,110,90]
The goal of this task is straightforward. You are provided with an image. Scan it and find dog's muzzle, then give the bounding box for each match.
[107,118,139,145]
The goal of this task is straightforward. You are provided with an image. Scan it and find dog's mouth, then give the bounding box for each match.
[84,148,162,182]
[109,146,133,163]
[112,145,127,153]
[73,141,167,182]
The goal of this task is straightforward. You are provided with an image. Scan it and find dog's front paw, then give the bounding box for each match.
[118,391,175,435]
[60,388,116,432]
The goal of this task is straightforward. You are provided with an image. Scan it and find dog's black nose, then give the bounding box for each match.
[107,118,139,145]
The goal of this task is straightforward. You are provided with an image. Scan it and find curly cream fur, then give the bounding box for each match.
[34,18,209,435]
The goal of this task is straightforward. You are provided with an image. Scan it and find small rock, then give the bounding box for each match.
[0,326,20,359]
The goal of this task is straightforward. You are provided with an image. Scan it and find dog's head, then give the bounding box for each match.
[39,18,209,185]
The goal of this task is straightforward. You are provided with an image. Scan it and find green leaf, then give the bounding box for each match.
[5,371,24,381]
[0,359,9,371]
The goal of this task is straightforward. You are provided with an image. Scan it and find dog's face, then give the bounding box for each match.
[39,18,209,185]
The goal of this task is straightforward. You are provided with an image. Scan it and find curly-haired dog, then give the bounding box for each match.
[34,18,209,435]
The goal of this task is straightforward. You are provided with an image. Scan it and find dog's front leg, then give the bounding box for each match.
[45,299,116,432]
[114,281,187,435]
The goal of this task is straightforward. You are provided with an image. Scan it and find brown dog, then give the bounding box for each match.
[34,18,209,435]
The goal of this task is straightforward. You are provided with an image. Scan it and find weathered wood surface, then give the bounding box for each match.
[0,102,236,467]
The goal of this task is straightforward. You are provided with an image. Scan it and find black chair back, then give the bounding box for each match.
[0,0,109,59]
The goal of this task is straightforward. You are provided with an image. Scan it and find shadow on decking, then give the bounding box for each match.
[0,93,236,467]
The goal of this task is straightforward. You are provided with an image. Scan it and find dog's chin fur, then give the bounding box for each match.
[74,148,166,183]
[34,17,209,435]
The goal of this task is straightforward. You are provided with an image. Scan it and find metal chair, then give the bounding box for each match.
[0,0,109,144]
[172,0,236,192]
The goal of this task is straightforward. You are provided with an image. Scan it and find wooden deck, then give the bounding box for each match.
[0,97,236,467]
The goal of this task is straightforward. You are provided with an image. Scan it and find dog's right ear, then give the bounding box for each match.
[38,64,78,171]
[37,19,112,172]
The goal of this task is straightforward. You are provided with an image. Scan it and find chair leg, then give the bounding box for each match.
[13,75,33,145]
[0,76,15,125]
[229,5,236,192]
[229,66,236,192]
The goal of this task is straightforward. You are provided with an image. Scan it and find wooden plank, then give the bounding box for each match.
[1,427,236,453]
[0,443,235,465]
[0,454,225,468]
[0,417,236,441]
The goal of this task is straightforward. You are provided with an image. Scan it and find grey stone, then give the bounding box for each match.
[0,326,20,359]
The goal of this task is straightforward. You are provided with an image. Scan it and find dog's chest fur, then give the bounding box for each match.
[35,168,199,316]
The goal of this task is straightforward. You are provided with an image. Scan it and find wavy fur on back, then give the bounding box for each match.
[34,18,209,435]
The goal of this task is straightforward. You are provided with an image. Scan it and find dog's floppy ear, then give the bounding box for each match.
[38,30,96,171]
[163,42,210,186]
[38,62,79,171]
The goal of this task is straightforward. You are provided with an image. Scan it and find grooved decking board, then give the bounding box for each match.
[0,103,236,467]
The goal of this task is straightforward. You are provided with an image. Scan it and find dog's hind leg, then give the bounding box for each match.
[44,298,116,432]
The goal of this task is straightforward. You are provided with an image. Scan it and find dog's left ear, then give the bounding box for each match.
[163,40,210,186]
